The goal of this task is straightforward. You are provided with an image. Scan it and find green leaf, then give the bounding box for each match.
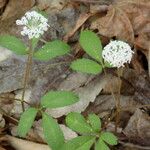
[79,30,102,62]
[34,40,70,61]
[17,108,38,137]
[41,91,79,108]
[62,136,95,150]
[88,114,101,132]
[0,35,27,55]
[101,132,118,146]
[66,112,94,134]
[95,138,110,150]
[42,113,64,150]
[70,58,102,75]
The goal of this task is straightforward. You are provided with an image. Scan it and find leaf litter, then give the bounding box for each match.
[0,0,150,149]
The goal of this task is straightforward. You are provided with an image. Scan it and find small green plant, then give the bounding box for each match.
[0,10,80,150]
[18,91,79,150]
[62,113,118,150]
[71,30,133,118]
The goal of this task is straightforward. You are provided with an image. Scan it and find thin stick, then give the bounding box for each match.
[21,41,33,112]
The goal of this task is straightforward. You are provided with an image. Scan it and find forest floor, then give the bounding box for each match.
[0,0,150,150]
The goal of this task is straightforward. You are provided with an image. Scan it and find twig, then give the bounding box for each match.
[21,41,33,112]
[148,44,150,77]
[0,107,18,125]
[72,0,112,5]
[0,96,31,106]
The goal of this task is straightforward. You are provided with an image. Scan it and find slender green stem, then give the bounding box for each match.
[21,41,33,112]
[101,62,116,102]
[101,62,118,130]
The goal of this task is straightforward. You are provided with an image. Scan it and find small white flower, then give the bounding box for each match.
[102,40,134,68]
[16,11,49,39]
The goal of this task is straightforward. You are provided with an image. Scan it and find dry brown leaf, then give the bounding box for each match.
[91,0,150,50]
[123,109,150,146]
[91,5,134,43]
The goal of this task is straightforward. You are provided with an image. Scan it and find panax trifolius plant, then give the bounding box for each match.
[70,30,134,73]
[66,30,134,150]
[62,113,118,150]
[0,10,79,150]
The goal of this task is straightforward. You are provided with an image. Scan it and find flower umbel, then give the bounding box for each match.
[16,11,49,39]
[102,40,134,68]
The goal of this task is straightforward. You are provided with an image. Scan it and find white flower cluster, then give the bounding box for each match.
[102,40,134,68]
[16,11,49,39]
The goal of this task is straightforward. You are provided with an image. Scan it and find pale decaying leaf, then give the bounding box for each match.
[59,124,77,141]
[7,135,51,150]
[0,47,13,62]
[123,109,150,146]
[32,120,77,142]
[58,72,92,91]
[46,74,112,118]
